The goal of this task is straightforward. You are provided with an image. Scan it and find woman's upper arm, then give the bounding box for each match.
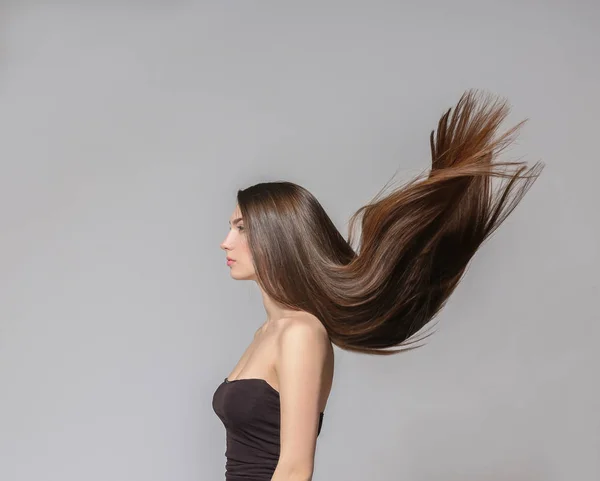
[274,318,329,478]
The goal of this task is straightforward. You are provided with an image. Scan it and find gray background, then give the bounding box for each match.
[1,1,598,480]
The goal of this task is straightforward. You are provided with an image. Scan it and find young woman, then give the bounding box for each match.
[212,90,543,481]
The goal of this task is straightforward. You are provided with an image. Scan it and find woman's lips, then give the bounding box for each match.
[227,259,235,266]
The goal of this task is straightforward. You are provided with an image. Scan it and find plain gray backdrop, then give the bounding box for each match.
[1,1,598,480]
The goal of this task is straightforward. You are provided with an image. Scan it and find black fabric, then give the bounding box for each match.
[212,377,324,481]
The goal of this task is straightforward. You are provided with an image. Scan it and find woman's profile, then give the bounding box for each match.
[212,90,544,481]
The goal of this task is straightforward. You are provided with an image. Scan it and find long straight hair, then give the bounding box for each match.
[237,90,544,355]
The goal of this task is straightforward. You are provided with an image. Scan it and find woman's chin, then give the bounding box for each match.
[230,269,256,281]
[229,269,246,280]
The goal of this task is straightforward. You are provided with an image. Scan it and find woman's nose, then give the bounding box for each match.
[220,235,231,251]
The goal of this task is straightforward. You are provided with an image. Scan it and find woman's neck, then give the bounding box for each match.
[259,285,296,325]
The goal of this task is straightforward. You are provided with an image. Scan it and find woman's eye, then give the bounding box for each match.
[237,226,245,231]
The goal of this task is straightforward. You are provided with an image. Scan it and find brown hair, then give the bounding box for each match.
[237,90,544,355]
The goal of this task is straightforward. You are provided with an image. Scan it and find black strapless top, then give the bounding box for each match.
[212,377,325,481]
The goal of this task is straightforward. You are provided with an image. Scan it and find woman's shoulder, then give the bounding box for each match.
[274,313,334,377]
[275,312,330,345]
[274,313,335,409]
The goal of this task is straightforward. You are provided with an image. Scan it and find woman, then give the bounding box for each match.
[212,90,543,481]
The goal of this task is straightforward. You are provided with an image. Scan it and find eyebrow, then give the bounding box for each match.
[228,217,243,225]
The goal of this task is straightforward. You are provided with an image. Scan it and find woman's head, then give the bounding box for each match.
[225,182,355,296]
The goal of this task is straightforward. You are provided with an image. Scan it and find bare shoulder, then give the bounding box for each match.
[274,313,334,393]
[276,313,331,348]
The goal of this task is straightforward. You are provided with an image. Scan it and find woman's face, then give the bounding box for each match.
[220,204,256,281]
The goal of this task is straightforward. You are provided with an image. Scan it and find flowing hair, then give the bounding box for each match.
[237,90,544,355]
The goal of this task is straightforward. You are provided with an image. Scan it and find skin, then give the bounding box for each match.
[220,204,335,481]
